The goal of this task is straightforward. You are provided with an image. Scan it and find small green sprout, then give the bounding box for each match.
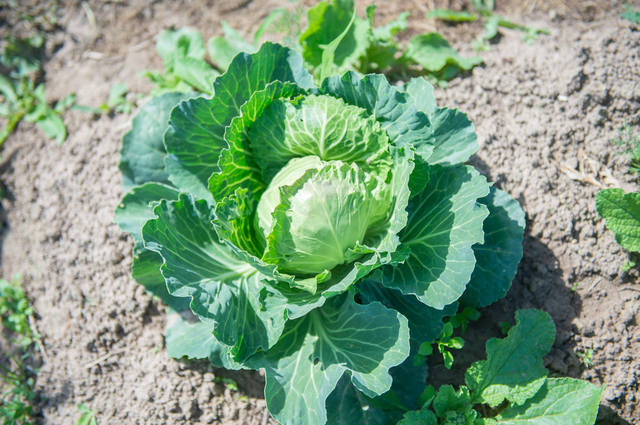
[622,3,640,24]
[576,348,594,368]
[611,119,640,175]
[75,404,98,425]
[414,322,465,369]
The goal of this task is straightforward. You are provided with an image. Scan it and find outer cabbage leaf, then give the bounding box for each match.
[358,279,457,344]
[165,309,244,370]
[300,0,370,70]
[318,72,434,160]
[142,193,286,361]
[249,94,391,182]
[209,81,307,203]
[164,42,314,201]
[466,309,555,407]
[404,77,478,166]
[383,164,490,309]
[326,374,405,425]
[361,340,428,413]
[246,292,410,425]
[596,188,640,252]
[397,410,438,425]
[114,182,180,245]
[119,92,194,189]
[494,378,604,425]
[131,249,190,311]
[404,77,436,118]
[461,187,525,308]
[114,183,190,310]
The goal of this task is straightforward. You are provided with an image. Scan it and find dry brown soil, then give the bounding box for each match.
[0,0,639,424]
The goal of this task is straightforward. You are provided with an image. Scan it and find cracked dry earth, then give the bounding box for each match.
[0,1,639,424]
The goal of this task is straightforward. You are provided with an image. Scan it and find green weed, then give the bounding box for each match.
[0,274,40,425]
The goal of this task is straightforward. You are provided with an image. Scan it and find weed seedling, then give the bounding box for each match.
[75,404,98,425]
[576,348,595,368]
[0,274,40,425]
[611,119,640,175]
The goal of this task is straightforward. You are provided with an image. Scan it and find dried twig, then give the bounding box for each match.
[82,347,127,369]
[28,315,49,360]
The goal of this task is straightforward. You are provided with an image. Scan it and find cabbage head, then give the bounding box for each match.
[115,43,525,425]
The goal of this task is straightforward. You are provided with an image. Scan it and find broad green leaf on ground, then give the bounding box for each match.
[114,182,180,244]
[461,187,525,308]
[319,72,434,160]
[164,42,314,201]
[432,385,471,417]
[210,81,306,203]
[382,164,490,309]
[596,189,640,252]
[397,409,438,425]
[300,0,370,70]
[165,309,243,370]
[358,279,457,344]
[361,8,408,73]
[132,248,190,312]
[247,292,410,425]
[142,193,286,361]
[426,8,478,22]
[371,10,409,41]
[119,92,195,189]
[401,33,483,77]
[156,27,207,73]
[427,107,477,166]
[35,111,67,145]
[622,3,640,24]
[326,374,400,425]
[380,341,429,411]
[466,309,556,407]
[495,377,604,425]
[318,3,357,82]
[207,21,258,71]
[404,77,478,165]
[173,56,219,94]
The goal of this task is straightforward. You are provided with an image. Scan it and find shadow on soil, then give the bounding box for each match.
[428,219,629,423]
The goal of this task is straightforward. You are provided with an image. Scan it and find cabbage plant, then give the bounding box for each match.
[115,43,525,425]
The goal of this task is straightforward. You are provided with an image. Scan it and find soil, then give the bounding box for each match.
[0,0,639,424]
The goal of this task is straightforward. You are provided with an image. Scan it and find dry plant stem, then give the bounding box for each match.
[82,347,127,369]
[28,315,49,359]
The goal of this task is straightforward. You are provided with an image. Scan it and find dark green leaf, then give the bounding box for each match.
[461,187,525,308]
[164,42,314,201]
[495,377,604,424]
[119,91,195,189]
[142,193,285,361]
[319,72,434,159]
[401,33,483,76]
[300,0,370,70]
[466,309,556,407]
[382,164,490,309]
[246,292,410,425]
[207,21,257,71]
[596,189,640,252]
[173,57,220,94]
